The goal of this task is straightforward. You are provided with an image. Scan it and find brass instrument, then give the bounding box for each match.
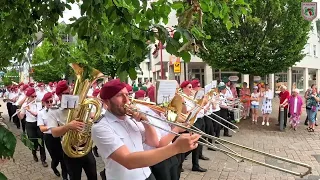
[12,99,37,117]
[61,63,105,158]
[177,90,239,132]
[125,98,312,178]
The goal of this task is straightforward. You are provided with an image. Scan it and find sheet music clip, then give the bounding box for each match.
[161,95,170,104]
[61,95,79,109]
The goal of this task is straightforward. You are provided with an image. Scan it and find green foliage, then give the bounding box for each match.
[0,125,16,161]
[0,0,250,80]
[200,0,311,76]
[2,70,19,86]
[316,19,320,35]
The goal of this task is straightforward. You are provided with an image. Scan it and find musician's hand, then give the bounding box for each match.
[67,120,85,132]
[173,133,200,153]
[132,112,148,122]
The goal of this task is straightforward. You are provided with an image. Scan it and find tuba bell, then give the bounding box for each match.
[61,63,105,158]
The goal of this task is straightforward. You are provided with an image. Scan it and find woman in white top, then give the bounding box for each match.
[251,86,260,124]
[261,84,273,126]
[18,87,48,167]
[37,92,68,179]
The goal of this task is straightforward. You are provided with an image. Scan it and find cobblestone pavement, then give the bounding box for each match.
[1,98,320,180]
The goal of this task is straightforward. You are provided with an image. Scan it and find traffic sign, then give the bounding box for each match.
[174,62,181,73]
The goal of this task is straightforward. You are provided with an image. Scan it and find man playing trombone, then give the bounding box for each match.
[91,79,200,180]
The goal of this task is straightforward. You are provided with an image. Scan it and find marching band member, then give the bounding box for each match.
[218,82,232,137]
[15,84,30,133]
[87,82,99,98]
[210,91,222,140]
[4,86,12,121]
[46,80,97,180]
[36,82,47,106]
[37,92,68,179]
[18,87,48,167]
[91,79,200,180]
[134,86,183,180]
[185,79,209,172]
[47,82,55,92]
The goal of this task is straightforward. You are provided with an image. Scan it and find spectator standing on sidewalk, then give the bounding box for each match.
[306,87,320,132]
[261,84,273,126]
[288,89,303,131]
[304,84,318,126]
[277,85,290,129]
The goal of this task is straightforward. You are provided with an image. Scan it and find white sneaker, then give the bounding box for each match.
[266,122,269,126]
[262,121,265,126]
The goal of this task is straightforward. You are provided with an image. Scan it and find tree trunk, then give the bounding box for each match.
[249,74,254,92]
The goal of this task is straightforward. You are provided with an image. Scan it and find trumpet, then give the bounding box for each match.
[125,98,312,178]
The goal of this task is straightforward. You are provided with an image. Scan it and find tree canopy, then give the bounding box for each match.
[200,0,311,76]
[2,70,20,86]
[0,0,250,80]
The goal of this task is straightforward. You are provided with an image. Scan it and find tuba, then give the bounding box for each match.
[62,63,104,158]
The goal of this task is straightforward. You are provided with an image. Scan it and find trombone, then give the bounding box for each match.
[177,91,239,133]
[125,98,312,178]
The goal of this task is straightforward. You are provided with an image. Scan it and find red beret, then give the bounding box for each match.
[22,84,29,91]
[48,82,54,87]
[18,82,24,87]
[42,92,53,102]
[92,89,100,97]
[191,79,200,88]
[148,87,155,102]
[100,79,126,100]
[37,82,44,87]
[26,88,36,97]
[56,80,68,95]
[126,84,133,92]
[29,82,34,87]
[180,81,191,88]
[135,90,146,99]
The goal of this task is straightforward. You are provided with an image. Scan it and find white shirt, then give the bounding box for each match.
[9,92,18,103]
[135,104,171,151]
[219,93,228,108]
[91,111,151,180]
[21,101,41,123]
[15,94,26,106]
[37,109,52,134]
[46,108,69,128]
[211,97,221,112]
[36,90,47,102]
[225,86,233,99]
[251,93,260,105]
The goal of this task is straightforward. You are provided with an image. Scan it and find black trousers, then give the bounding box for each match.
[6,102,12,121]
[146,173,156,180]
[151,155,179,180]
[211,111,221,139]
[43,134,68,178]
[25,121,46,162]
[184,117,205,168]
[278,107,288,128]
[63,151,97,180]
[220,108,229,135]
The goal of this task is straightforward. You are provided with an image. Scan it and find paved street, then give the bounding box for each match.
[1,98,320,180]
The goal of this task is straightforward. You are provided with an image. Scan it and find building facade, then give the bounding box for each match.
[136,10,320,92]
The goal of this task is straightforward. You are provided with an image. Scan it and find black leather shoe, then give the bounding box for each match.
[208,148,216,151]
[42,161,48,167]
[181,168,184,172]
[224,134,232,137]
[52,168,60,177]
[316,123,318,126]
[199,155,210,160]
[33,155,38,162]
[192,166,207,172]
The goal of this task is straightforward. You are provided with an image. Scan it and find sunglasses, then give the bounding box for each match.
[31,95,37,98]
[46,100,53,104]
[187,86,192,89]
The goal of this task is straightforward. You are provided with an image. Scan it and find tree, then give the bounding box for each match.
[200,0,311,81]
[2,70,19,86]
[0,0,251,178]
[316,19,320,35]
